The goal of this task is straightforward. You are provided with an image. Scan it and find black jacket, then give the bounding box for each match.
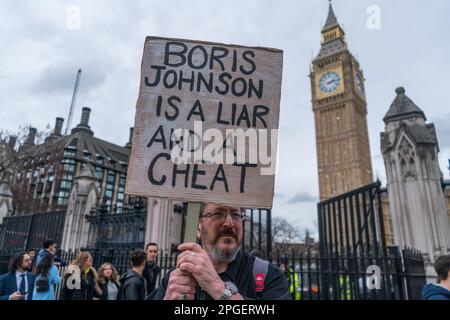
[85,269,97,301]
[60,266,101,300]
[96,279,120,300]
[119,269,146,300]
[60,266,88,300]
[151,250,291,300]
[142,262,161,295]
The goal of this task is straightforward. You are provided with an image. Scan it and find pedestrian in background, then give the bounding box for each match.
[60,251,101,300]
[0,251,34,300]
[26,249,37,272]
[36,239,58,267]
[96,263,120,300]
[32,251,60,300]
[422,255,450,300]
[143,242,161,296]
[119,250,147,300]
[280,256,300,300]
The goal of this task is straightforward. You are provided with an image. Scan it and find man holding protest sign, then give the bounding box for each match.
[150,202,291,300]
[127,37,286,300]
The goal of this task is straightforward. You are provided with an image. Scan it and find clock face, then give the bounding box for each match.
[319,71,341,94]
[355,74,364,95]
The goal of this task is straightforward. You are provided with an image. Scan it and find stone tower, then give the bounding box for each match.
[60,164,99,251]
[310,2,373,201]
[381,87,450,276]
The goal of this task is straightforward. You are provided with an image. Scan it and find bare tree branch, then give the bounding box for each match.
[272,216,302,243]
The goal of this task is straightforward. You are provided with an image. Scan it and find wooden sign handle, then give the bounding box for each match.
[182,202,202,244]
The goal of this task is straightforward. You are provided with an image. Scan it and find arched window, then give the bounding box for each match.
[397,136,416,179]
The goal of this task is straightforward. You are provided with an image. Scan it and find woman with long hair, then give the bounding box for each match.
[32,251,60,300]
[60,251,102,300]
[96,263,120,300]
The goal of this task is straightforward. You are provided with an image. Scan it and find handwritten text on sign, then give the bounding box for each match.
[126,37,283,208]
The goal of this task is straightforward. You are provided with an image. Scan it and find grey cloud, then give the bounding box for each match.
[30,62,107,96]
[288,192,318,204]
[433,113,450,150]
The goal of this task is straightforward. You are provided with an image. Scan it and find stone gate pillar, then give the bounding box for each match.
[0,182,13,225]
[145,197,183,252]
[61,164,99,251]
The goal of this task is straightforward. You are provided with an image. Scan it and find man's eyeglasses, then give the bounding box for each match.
[202,211,246,222]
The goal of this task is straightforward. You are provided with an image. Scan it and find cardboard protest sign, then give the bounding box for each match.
[126,37,283,208]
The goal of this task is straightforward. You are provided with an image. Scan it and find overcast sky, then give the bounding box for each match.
[1,0,450,240]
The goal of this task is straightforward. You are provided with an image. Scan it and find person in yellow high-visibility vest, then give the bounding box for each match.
[339,274,352,300]
[280,257,301,300]
[288,267,300,300]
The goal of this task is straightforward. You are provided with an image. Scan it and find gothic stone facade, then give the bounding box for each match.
[381,87,450,275]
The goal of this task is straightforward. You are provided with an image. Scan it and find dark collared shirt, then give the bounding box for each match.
[151,250,291,300]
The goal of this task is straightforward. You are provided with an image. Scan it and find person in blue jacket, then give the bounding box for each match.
[422,255,450,300]
[32,252,61,300]
[35,239,58,267]
[36,239,66,270]
[0,251,35,300]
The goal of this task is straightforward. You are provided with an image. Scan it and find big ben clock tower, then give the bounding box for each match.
[311,1,373,201]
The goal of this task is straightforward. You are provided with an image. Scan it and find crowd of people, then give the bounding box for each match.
[0,202,448,301]
[0,240,161,300]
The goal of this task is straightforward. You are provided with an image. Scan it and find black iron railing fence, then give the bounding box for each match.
[315,182,427,300]
[0,211,66,251]
[85,203,147,249]
[318,181,388,259]
[0,204,273,273]
[0,245,426,300]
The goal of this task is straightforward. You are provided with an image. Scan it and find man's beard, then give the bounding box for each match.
[204,244,241,264]
[200,225,241,263]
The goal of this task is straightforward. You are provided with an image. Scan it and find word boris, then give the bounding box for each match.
[145,42,264,99]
